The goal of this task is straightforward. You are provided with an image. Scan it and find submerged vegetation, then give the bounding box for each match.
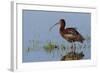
[43,41,58,53]
[24,36,91,60]
[25,40,40,52]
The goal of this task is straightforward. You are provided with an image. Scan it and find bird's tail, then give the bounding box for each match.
[80,36,85,43]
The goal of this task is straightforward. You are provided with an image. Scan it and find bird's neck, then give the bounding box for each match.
[60,25,65,31]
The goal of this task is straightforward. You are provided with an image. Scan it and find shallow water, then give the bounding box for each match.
[22,10,91,62]
[23,40,91,62]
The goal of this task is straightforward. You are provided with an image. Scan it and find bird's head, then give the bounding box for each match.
[49,19,66,31]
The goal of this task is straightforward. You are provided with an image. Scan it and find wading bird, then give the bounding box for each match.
[49,19,85,52]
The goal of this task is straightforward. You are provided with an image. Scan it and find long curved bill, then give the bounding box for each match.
[49,23,59,31]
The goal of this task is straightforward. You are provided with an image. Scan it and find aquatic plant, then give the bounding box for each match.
[60,44,66,51]
[25,47,32,53]
[25,40,40,52]
[43,41,58,53]
[57,44,67,56]
[32,40,40,49]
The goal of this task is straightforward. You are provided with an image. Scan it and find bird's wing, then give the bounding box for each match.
[65,28,80,35]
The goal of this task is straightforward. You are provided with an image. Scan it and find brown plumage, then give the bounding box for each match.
[49,19,85,52]
[58,19,85,43]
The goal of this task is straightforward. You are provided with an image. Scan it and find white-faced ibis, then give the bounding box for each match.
[49,19,85,52]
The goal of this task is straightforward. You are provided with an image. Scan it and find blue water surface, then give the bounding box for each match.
[22,10,91,62]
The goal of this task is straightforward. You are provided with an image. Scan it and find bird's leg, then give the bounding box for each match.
[70,42,76,53]
[70,42,74,52]
[73,43,76,53]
